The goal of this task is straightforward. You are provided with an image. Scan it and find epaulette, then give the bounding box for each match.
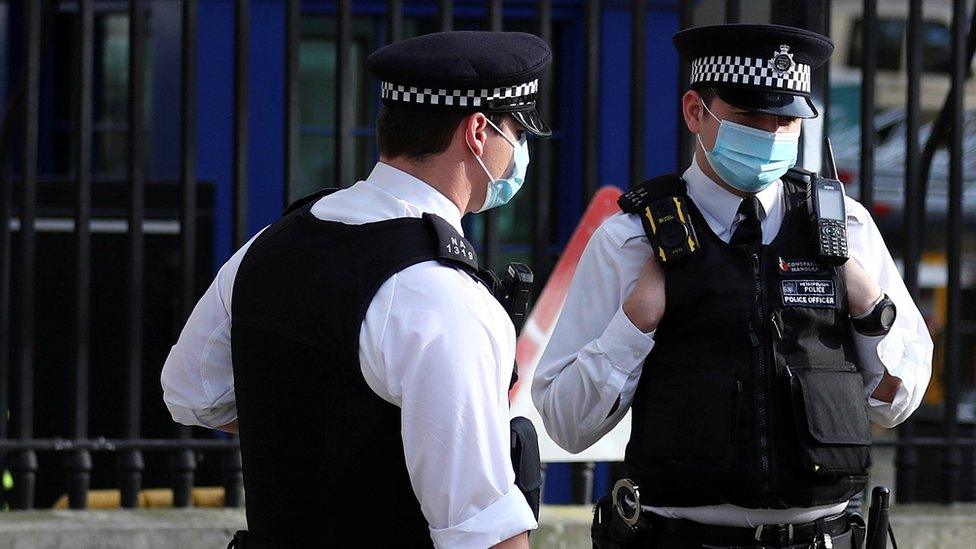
[617,173,686,214]
[783,166,815,185]
[786,166,816,178]
[423,213,507,303]
[281,187,340,217]
[423,213,480,273]
[782,167,814,212]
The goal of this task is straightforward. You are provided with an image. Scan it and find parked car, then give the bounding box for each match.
[829,107,976,226]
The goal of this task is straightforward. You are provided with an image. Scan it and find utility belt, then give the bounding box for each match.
[593,506,860,548]
[592,480,898,549]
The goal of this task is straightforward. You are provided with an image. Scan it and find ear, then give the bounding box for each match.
[462,112,490,156]
[682,90,705,135]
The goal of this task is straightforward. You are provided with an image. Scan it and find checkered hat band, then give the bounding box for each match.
[690,56,811,93]
[380,79,539,108]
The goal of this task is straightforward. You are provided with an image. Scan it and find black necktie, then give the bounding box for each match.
[730,196,762,248]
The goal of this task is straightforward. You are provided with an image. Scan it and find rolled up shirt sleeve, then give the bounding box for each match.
[532,214,656,453]
[160,229,265,429]
[846,199,933,428]
[379,265,536,548]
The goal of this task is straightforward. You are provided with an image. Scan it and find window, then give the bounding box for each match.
[48,10,154,179]
[94,13,154,178]
[921,21,951,73]
[297,15,385,197]
[847,18,904,71]
[847,17,954,75]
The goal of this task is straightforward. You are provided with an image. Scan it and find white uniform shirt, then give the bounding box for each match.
[532,157,933,527]
[161,162,536,548]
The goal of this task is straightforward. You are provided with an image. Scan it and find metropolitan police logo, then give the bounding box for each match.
[770,44,795,74]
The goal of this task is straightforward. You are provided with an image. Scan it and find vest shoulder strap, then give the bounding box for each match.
[422,212,508,293]
[617,173,687,214]
[782,168,814,214]
[423,213,480,273]
[282,187,341,217]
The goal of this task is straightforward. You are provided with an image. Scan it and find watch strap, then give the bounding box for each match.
[850,293,896,336]
[851,292,885,320]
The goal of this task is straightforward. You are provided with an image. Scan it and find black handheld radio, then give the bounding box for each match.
[811,140,850,266]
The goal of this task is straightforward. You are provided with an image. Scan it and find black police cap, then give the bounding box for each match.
[673,24,834,118]
[367,31,553,137]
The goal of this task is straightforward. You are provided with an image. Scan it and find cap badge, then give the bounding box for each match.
[770,44,795,74]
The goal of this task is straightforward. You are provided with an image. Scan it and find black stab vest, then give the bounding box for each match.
[230,191,487,548]
[622,173,871,509]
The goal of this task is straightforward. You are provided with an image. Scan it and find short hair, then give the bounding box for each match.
[376,106,503,161]
[376,106,463,160]
[697,87,717,106]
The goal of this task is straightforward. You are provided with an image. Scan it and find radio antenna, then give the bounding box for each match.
[824,138,839,180]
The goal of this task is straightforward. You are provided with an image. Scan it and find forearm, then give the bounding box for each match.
[218,419,239,433]
[845,212,933,428]
[532,308,651,453]
[492,532,529,549]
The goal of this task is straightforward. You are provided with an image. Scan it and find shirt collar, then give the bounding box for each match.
[364,162,465,234]
[682,155,781,232]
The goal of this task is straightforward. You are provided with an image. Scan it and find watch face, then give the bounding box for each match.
[880,304,896,329]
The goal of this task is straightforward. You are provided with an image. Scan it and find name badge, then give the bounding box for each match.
[781,279,837,308]
[778,257,830,276]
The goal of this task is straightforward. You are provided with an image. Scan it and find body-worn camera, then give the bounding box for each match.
[643,195,700,263]
[618,174,701,264]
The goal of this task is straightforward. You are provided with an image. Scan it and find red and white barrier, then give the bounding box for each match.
[510,186,631,463]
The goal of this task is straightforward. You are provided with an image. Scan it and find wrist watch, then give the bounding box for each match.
[850,293,897,336]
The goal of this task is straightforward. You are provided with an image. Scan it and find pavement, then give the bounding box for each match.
[1,503,974,548]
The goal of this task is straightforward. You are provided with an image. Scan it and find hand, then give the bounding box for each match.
[871,371,903,403]
[623,258,666,333]
[843,258,883,317]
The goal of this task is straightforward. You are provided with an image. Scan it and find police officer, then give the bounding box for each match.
[532,24,932,548]
[161,31,551,548]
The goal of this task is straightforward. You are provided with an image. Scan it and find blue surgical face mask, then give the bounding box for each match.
[697,100,800,193]
[469,118,530,212]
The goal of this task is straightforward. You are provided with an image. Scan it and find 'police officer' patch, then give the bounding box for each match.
[781,279,837,308]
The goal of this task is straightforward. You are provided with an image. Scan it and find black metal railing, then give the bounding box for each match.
[68,0,93,511]
[175,0,199,511]
[0,0,974,512]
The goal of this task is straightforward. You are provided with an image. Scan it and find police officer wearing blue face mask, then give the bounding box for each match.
[471,116,531,212]
[161,31,552,548]
[533,24,932,549]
